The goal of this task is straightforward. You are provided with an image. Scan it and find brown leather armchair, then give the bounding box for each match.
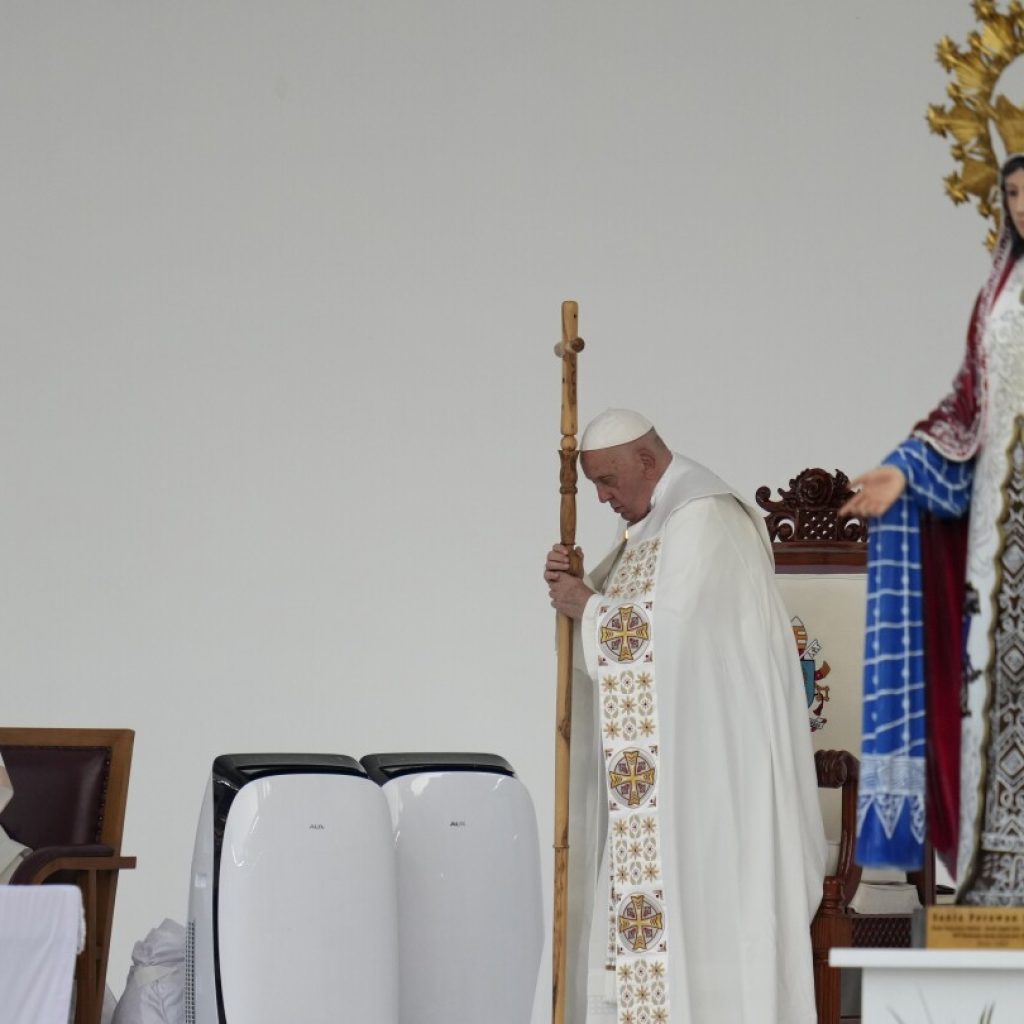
[0,728,137,1024]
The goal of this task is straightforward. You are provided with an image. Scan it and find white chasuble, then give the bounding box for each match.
[565,455,827,1024]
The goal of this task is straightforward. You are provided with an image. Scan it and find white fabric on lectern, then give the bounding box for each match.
[0,885,83,1024]
[566,454,827,1024]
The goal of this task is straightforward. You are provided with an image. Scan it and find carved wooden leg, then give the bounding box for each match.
[811,883,853,1024]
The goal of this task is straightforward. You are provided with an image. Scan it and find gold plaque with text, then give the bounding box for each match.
[925,906,1024,950]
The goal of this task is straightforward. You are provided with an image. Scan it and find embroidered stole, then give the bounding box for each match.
[596,536,670,1023]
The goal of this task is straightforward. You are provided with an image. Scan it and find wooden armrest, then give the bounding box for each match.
[10,845,136,885]
[814,749,862,907]
[27,855,136,884]
[814,748,858,789]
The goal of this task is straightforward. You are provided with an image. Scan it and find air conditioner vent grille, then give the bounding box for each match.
[184,919,196,1024]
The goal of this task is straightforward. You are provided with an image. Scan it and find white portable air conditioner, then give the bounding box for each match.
[186,754,398,1024]
[361,752,543,1024]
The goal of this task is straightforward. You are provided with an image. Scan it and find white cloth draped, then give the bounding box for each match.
[0,884,84,1024]
[566,455,827,1024]
[111,919,187,1024]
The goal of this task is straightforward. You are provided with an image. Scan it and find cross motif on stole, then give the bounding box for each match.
[600,605,650,663]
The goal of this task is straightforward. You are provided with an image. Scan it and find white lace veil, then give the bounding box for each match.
[980,153,1024,326]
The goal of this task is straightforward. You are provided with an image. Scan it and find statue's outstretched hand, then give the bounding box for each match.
[840,465,907,519]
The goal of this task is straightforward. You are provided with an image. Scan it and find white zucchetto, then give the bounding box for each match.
[580,408,654,451]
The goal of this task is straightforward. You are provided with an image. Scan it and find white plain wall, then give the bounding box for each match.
[0,0,993,1004]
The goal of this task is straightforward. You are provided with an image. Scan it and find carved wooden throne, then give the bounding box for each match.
[756,468,934,1024]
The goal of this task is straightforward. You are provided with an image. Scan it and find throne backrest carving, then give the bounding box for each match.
[756,468,867,848]
[755,467,867,557]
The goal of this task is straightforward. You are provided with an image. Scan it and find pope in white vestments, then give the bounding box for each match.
[545,410,826,1024]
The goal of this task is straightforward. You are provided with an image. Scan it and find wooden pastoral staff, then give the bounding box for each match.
[551,300,584,1024]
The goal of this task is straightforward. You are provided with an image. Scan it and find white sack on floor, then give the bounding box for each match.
[110,919,185,1024]
[102,985,118,1024]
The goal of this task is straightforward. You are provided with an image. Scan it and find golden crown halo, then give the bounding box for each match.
[928,1,1024,247]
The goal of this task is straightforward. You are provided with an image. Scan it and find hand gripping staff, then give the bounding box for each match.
[552,300,584,1024]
